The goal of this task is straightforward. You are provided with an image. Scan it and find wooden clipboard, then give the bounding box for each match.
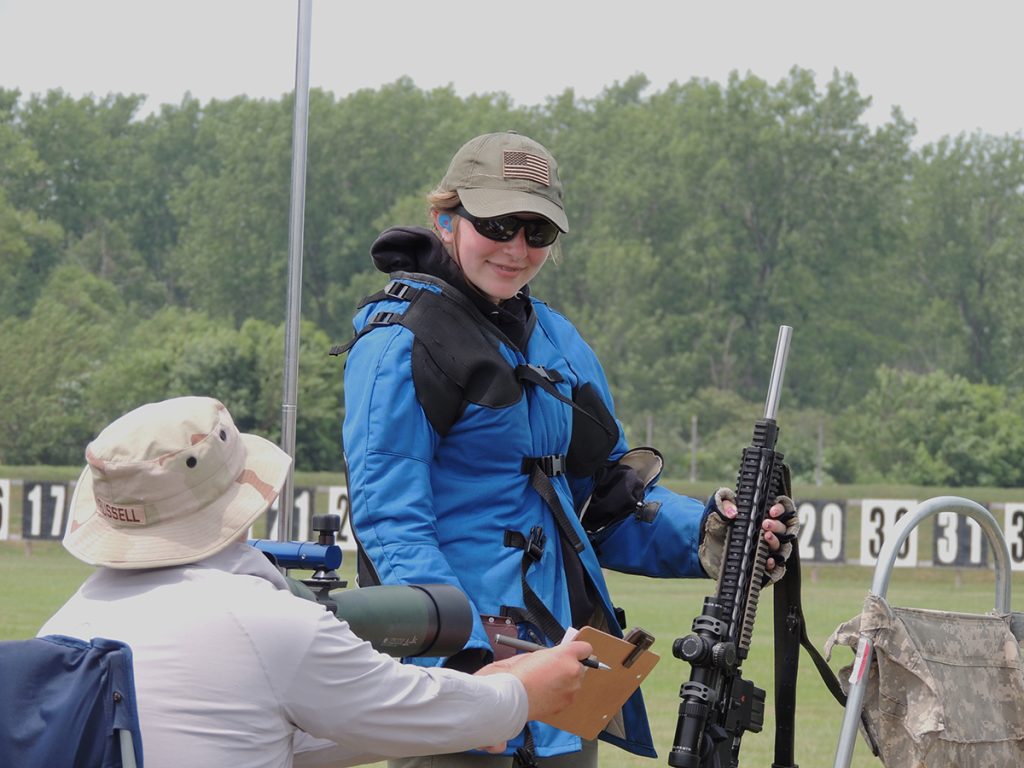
[544,626,661,739]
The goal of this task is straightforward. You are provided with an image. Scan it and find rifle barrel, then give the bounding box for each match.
[763,325,793,421]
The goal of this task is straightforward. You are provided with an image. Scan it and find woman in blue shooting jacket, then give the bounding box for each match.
[340,131,796,768]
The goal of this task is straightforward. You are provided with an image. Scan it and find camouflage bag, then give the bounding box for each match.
[826,594,1024,768]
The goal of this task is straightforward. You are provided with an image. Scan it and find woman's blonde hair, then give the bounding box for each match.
[427,188,461,226]
[427,188,461,213]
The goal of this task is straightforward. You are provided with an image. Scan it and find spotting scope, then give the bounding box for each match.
[250,513,472,658]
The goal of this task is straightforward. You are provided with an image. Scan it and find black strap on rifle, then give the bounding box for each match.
[772,542,878,767]
[772,539,808,768]
[771,463,844,768]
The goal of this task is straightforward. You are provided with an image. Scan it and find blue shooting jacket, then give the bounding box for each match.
[341,231,709,759]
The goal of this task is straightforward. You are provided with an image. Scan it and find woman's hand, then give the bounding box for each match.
[701,489,799,583]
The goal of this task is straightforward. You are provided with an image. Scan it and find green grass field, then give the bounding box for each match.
[4,538,1022,768]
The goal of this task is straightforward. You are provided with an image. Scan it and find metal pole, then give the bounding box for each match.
[689,414,697,482]
[815,419,824,486]
[278,0,313,543]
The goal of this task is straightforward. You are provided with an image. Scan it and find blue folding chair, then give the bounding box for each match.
[0,634,143,767]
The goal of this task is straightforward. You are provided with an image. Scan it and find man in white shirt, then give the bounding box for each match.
[41,396,593,768]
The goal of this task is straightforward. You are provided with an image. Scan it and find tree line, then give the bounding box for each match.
[2,69,1024,486]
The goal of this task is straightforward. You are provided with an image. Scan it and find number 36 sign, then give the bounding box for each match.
[859,499,919,568]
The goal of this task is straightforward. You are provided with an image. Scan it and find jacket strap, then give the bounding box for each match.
[356,279,422,308]
[515,364,616,443]
[521,457,585,554]
[503,526,566,644]
[329,281,422,356]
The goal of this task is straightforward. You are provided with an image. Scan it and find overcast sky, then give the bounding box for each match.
[1,0,1021,147]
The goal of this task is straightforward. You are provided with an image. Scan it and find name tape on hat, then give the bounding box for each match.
[97,499,147,525]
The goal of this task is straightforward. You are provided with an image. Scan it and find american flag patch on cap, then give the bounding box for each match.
[503,150,550,186]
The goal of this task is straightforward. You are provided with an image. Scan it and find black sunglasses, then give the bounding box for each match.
[454,205,560,248]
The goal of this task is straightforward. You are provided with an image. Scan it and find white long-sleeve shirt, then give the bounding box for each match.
[40,543,527,767]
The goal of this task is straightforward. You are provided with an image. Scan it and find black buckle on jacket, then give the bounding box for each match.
[521,455,566,477]
[525,364,563,384]
[368,310,398,327]
[525,525,546,561]
[503,526,547,562]
[383,280,415,301]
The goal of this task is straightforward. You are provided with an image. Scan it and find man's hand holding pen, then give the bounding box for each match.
[494,633,610,670]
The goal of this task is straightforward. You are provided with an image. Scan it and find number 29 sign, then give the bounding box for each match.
[796,500,845,563]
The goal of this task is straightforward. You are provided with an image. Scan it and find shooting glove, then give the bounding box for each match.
[698,488,735,581]
[698,489,799,585]
[764,494,798,585]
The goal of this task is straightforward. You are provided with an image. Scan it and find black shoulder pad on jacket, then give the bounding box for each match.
[566,382,619,477]
[401,289,523,436]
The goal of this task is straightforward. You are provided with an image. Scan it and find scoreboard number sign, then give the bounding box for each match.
[933,510,987,567]
[1004,503,1024,572]
[0,479,10,540]
[326,485,356,551]
[859,498,919,567]
[262,487,314,541]
[796,500,845,563]
[23,481,69,540]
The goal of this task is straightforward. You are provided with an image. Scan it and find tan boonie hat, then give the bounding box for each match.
[64,396,292,569]
[440,130,569,233]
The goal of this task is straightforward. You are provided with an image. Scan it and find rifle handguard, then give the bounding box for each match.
[699,490,798,586]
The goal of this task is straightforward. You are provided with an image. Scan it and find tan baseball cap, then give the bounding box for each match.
[64,396,292,569]
[439,131,569,233]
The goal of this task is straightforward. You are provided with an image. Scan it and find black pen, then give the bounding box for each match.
[494,634,611,670]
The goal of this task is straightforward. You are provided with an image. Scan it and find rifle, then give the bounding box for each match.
[669,325,793,768]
